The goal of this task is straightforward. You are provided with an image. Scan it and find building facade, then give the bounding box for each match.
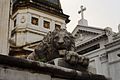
[72,19,120,80]
[9,0,69,58]
[0,0,120,80]
[105,28,120,80]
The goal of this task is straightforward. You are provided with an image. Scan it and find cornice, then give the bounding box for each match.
[10,40,41,51]
[11,27,47,36]
[12,0,70,23]
[106,45,120,53]
[72,25,105,35]
[105,38,120,49]
[78,25,105,31]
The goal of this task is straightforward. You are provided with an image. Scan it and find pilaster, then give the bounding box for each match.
[0,0,10,55]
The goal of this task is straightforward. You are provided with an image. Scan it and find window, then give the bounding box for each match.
[31,17,38,25]
[44,20,50,29]
[55,24,61,30]
[14,19,16,27]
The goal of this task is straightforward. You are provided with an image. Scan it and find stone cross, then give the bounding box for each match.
[78,5,86,19]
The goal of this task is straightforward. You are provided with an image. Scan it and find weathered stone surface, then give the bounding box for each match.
[0,67,51,80]
[50,58,87,71]
[0,54,107,80]
[27,29,89,71]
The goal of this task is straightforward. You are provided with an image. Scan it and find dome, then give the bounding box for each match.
[46,0,61,8]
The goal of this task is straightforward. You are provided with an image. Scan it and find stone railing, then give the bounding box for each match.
[0,54,107,80]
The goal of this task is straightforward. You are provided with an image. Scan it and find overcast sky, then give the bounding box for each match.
[60,0,120,32]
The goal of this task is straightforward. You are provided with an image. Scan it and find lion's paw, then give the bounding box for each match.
[78,55,89,67]
[65,51,89,68]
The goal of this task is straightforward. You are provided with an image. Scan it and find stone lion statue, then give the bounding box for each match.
[27,29,89,69]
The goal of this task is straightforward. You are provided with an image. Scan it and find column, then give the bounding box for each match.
[27,13,31,27]
[50,20,55,31]
[0,0,10,55]
[39,16,44,30]
[95,57,102,74]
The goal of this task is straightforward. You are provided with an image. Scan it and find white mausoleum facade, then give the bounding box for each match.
[72,19,120,80]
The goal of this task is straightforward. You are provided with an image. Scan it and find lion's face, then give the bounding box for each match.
[52,29,74,51]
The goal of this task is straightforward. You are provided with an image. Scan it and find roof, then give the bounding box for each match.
[45,0,61,8]
[76,34,107,48]
[72,25,105,35]
[13,0,61,9]
[72,25,108,48]
[12,0,70,23]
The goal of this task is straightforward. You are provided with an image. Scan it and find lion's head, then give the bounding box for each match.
[51,29,75,51]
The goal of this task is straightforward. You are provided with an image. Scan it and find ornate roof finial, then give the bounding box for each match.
[78,5,88,26]
[78,5,86,19]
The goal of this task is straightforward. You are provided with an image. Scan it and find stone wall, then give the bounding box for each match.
[0,67,51,80]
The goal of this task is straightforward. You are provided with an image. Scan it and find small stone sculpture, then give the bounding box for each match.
[27,28,89,70]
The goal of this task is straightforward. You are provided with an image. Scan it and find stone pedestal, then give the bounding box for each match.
[78,19,88,26]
